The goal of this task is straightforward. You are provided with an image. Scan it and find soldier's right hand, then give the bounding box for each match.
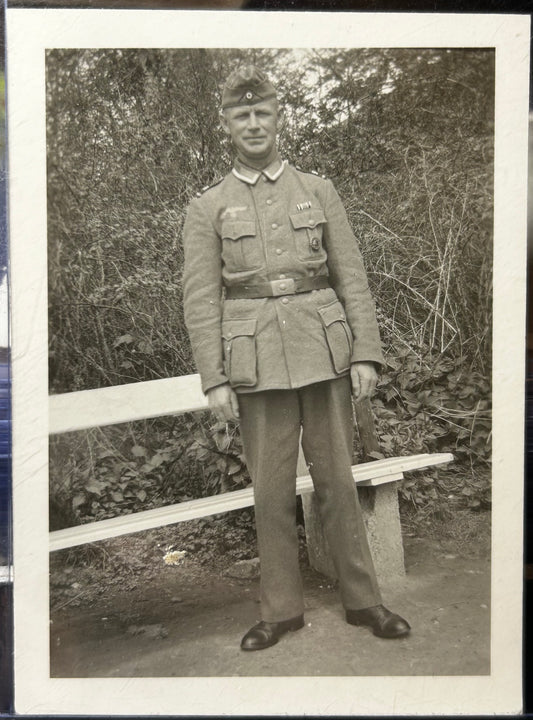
[206,383,240,423]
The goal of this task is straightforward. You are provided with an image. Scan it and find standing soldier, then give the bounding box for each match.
[183,65,410,651]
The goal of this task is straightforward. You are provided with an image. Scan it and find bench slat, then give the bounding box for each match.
[49,452,452,551]
[49,374,207,435]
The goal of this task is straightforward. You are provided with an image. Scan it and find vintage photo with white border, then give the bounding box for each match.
[7,8,529,715]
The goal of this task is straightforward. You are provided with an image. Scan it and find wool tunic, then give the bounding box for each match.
[182,159,384,394]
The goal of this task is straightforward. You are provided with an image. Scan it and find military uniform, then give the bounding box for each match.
[183,157,384,394]
[183,157,384,621]
[182,64,410,644]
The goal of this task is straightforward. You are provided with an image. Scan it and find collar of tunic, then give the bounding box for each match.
[232,157,287,185]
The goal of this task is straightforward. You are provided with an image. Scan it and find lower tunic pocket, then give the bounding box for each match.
[317,301,353,374]
[222,318,258,387]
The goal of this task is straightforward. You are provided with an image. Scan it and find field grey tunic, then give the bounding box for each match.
[183,158,383,394]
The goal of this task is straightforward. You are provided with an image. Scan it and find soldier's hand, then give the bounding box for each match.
[206,383,240,423]
[350,362,378,403]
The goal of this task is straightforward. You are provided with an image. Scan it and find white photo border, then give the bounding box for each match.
[7,8,529,715]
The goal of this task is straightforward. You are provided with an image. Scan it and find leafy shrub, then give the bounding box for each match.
[49,414,249,531]
[370,345,491,519]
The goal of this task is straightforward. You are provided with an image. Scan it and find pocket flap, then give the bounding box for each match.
[222,318,257,340]
[318,301,347,328]
[221,220,256,240]
[289,208,326,230]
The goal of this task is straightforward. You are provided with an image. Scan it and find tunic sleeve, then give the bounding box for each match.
[323,180,385,368]
[182,197,228,394]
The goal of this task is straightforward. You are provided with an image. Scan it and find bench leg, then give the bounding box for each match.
[301,483,406,586]
[358,483,406,585]
[301,491,337,578]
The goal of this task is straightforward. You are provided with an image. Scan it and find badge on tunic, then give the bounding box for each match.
[310,237,321,252]
[222,206,249,219]
[296,201,312,212]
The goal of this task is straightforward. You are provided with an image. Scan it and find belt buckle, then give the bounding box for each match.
[270,278,296,296]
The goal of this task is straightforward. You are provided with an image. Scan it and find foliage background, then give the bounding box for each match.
[47,48,493,538]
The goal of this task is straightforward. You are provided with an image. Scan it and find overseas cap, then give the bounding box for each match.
[221,65,277,109]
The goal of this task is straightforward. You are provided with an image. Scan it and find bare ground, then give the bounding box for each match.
[49,511,491,678]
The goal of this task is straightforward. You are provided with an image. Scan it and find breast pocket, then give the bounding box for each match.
[221,220,264,273]
[222,318,258,388]
[318,301,353,374]
[289,208,327,262]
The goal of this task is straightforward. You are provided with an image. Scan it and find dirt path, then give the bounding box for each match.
[50,531,490,677]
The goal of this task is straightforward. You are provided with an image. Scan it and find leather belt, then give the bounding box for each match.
[225,276,330,299]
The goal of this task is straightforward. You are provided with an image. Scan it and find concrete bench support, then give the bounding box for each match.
[300,397,406,586]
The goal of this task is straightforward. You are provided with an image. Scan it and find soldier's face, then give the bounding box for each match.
[222,98,279,164]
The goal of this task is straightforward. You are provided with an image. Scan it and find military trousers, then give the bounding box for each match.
[238,375,382,623]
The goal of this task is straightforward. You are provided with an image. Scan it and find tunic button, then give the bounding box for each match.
[271,222,278,229]
[276,248,282,255]
[266,199,273,205]
[281,297,289,304]
[279,274,286,279]
[227,332,232,338]
[279,282,286,290]
[263,176,268,183]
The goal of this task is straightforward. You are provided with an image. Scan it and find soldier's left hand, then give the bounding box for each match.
[350,362,378,403]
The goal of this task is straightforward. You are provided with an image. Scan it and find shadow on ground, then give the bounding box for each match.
[50,528,490,678]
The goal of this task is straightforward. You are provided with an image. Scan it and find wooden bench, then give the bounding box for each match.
[49,374,453,583]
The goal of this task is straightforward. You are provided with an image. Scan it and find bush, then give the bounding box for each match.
[49,414,249,531]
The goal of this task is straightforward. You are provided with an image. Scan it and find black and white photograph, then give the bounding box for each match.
[7,9,528,715]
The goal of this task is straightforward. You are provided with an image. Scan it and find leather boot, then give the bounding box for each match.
[241,614,305,651]
[346,605,410,638]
